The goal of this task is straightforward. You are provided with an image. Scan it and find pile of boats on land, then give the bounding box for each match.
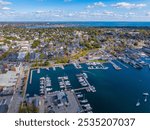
[136,93,149,107]
[40,76,52,95]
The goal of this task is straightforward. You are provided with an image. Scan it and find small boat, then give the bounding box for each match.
[86,106,92,111]
[83,73,88,78]
[37,68,40,74]
[40,88,44,92]
[65,81,71,86]
[40,77,45,80]
[46,68,49,70]
[64,76,68,80]
[82,104,91,107]
[143,93,149,96]
[40,85,44,89]
[144,97,148,102]
[136,100,140,107]
[26,94,29,97]
[77,94,83,98]
[80,99,88,103]
[60,85,65,88]
[46,88,52,92]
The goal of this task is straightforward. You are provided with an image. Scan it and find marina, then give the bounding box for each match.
[26,59,150,113]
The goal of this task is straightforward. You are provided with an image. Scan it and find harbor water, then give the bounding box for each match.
[26,60,150,113]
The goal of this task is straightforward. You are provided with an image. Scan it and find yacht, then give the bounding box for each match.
[83,104,90,107]
[83,73,88,78]
[46,88,52,92]
[143,93,149,96]
[136,100,140,107]
[64,76,69,80]
[37,68,40,74]
[77,94,83,98]
[80,99,88,103]
[40,85,44,89]
[60,85,65,88]
[144,97,148,102]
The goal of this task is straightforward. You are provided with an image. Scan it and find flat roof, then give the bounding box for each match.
[0,71,18,87]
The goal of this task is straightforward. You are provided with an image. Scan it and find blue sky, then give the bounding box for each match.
[0,0,150,21]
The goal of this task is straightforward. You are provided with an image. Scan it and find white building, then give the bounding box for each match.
[18,52,27,60]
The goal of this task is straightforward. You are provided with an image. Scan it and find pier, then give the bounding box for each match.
[29,70,33,84]
[55,65,64,70]
[73,62,82,69]
[76,73,96,93]
[74,87,90,92]
[116,60,128,68]
[109,60,122,70]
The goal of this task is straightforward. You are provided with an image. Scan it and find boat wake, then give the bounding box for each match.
[82,70,96,76]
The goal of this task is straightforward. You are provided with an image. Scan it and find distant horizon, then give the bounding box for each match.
[0,21,150,23]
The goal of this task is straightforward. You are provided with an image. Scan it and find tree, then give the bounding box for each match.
[31,40,40,48]
[25,52,30,62]
[44,60,50,66]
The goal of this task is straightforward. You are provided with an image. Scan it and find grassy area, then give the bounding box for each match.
[19,102,39,113]
[71,50,89,60]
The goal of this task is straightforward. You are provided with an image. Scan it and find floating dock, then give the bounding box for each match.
[76,73,96,93]
[29,70,33,84]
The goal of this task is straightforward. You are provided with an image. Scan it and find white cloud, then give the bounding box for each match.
[112,2,146,9]
[128,12,135,15]
[64,0,72,2]
[94,2,105,7]
[146,12,150,16]
[0,0,11,5]
[87,1,105,9]
[0,0,11,11]
[87,5,94,9]
[103,11,114,15]
[35,10,46,14]
[1,6,10,10]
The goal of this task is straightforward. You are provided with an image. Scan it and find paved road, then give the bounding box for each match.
[8,63,24,113]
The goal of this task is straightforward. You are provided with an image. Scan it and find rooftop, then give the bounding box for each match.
[0,71,18,87]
